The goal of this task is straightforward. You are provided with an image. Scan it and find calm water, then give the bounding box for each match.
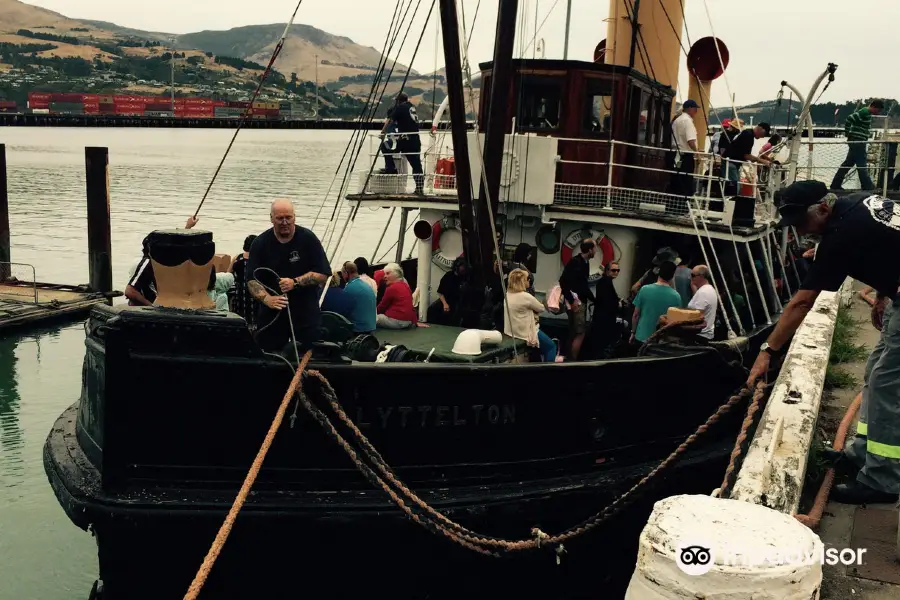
[0,127,416,600]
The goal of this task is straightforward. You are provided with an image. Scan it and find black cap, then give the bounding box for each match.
[775,180,828,228]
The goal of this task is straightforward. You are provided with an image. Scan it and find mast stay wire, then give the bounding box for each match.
[192,0,304,220]
[319,0,420,255]
[327,0,437,264]
[310,0,406,234]
[319,0,415,244]
[325,0,429,260]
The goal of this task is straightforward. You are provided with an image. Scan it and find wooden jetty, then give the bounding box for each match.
[0,144,121,331]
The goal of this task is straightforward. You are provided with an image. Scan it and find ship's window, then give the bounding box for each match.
[516,76,562,130]
[638,90,651,144]
[583,78,614,135]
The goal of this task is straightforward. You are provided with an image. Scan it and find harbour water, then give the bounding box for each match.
[0,127,415,600]
[0,127,733,599]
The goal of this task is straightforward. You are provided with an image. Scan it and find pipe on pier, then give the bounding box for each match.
[85,147,113,296]
[0,144,9,281]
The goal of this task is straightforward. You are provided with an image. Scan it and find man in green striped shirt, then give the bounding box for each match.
[830,99,884,191]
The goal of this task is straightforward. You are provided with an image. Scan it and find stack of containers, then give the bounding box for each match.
[82,94,100,115]
[49,93,84,115]
[28,92,50,110]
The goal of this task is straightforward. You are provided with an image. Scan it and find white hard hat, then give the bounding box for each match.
[451,329,503,355]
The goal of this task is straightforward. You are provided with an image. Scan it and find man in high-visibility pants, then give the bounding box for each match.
[748,180,900,504]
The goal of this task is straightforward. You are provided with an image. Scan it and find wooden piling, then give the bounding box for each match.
[85,147,113,295]
[0,144,9,281]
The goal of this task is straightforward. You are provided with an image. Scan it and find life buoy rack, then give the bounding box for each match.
[431,215,461,271]
[560,228,616,282]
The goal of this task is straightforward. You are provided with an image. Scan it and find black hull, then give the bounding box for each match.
[43,304,776,598]
[46,403,735,600]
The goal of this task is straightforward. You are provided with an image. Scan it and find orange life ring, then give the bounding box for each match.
[560,228,615,282]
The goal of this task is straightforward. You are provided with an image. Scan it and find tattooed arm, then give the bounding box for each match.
[248,279,287,310]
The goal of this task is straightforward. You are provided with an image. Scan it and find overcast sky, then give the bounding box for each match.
[27,0,898,108]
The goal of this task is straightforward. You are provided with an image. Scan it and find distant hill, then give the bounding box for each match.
[178,23,415,86]
[79,19,172,42]
[711,98,900,128]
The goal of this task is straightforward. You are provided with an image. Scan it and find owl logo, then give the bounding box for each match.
[863,195,900,231]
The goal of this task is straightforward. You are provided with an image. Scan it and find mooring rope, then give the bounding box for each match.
[183,350,312,600]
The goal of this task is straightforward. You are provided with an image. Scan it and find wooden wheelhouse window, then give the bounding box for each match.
[582,77,615,136]
[515,75,563,131]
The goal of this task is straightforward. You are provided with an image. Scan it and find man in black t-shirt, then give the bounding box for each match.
[246,199,331,352]
[747,180,900,504]
[379,92,424,195]
[723,122,772,182]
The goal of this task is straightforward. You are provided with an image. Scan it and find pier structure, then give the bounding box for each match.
[0,144,120,331]
[625,282,848,598]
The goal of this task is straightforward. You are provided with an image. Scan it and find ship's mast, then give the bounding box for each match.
[439,0,519,288]
[438,0,485,286]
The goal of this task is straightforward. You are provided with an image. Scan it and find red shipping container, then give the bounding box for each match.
[29,101,50,109]
[213,101,226,107]
[83,102,100,110]
[29,92,51,102]
[84,106,100,115]
[81,94,99,103]
[51,93,83,102]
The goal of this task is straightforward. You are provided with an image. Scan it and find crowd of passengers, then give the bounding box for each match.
[123,199,808,361]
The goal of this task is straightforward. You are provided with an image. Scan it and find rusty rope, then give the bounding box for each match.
[295,367,755,556]
[795,391,862,529]
[716,380,773,498]
[637,318,706,356]
[183,350,313,600]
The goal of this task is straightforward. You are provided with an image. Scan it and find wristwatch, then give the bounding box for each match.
[760,342,783,356]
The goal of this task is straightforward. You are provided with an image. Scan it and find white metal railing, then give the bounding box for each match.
[794,138,898,196]
[0,262,38,304]
[354,132,796,224]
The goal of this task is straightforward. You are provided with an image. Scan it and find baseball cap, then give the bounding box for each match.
[682,99,699,109]
[774,180,828,228]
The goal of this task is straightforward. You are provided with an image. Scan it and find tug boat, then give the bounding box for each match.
[41,1,823,598]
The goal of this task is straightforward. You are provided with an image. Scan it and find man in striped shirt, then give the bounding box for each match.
[830,99,884,191]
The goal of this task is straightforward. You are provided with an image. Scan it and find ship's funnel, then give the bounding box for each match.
[605,0,684,91]
[686,36,730,152]
[146,229,216,309]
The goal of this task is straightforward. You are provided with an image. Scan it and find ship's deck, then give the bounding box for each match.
[374,323,527,363]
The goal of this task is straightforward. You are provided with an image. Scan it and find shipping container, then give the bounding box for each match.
[29,92,51,102]
[99,95,114,103]
[30,108,50,114]
[83,102,100,110]
[81,94,99,103]
[50,93,84,103]
[0,101,17,109]
[145,111,174,117]
[227,101,251,109]
[145,103,173,111]
[29,101,50,110]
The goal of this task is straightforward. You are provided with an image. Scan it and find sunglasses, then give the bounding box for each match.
[609,268,620,273]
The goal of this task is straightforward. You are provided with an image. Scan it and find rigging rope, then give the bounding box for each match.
[310,0,406,234]
[191,0,305,220]
[327,0,437,264]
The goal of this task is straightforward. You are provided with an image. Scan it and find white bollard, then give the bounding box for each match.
[625,494,823,600]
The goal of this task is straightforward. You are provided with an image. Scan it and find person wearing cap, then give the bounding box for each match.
[831,99,884,191]
[668,99,699,197]
[747,180,900,504]
[722,121,772,182]
[630,247,681,298]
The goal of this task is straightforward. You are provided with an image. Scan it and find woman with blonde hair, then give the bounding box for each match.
[504,269,562,362]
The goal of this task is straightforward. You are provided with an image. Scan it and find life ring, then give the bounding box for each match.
[560,228,616,282]
[431,215,461,271]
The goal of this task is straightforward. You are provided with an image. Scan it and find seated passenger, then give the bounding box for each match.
[341,261,377,334]
[354,256,378,295]
[321,271,354,320]
[207,268,235,311]
[376,262,418,329]
[427,257,466,325]
[504,269,561,363]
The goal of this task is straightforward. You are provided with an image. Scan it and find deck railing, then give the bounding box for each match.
[353,132,807,225]
[794,138,898,195]
[0,262,38,304]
